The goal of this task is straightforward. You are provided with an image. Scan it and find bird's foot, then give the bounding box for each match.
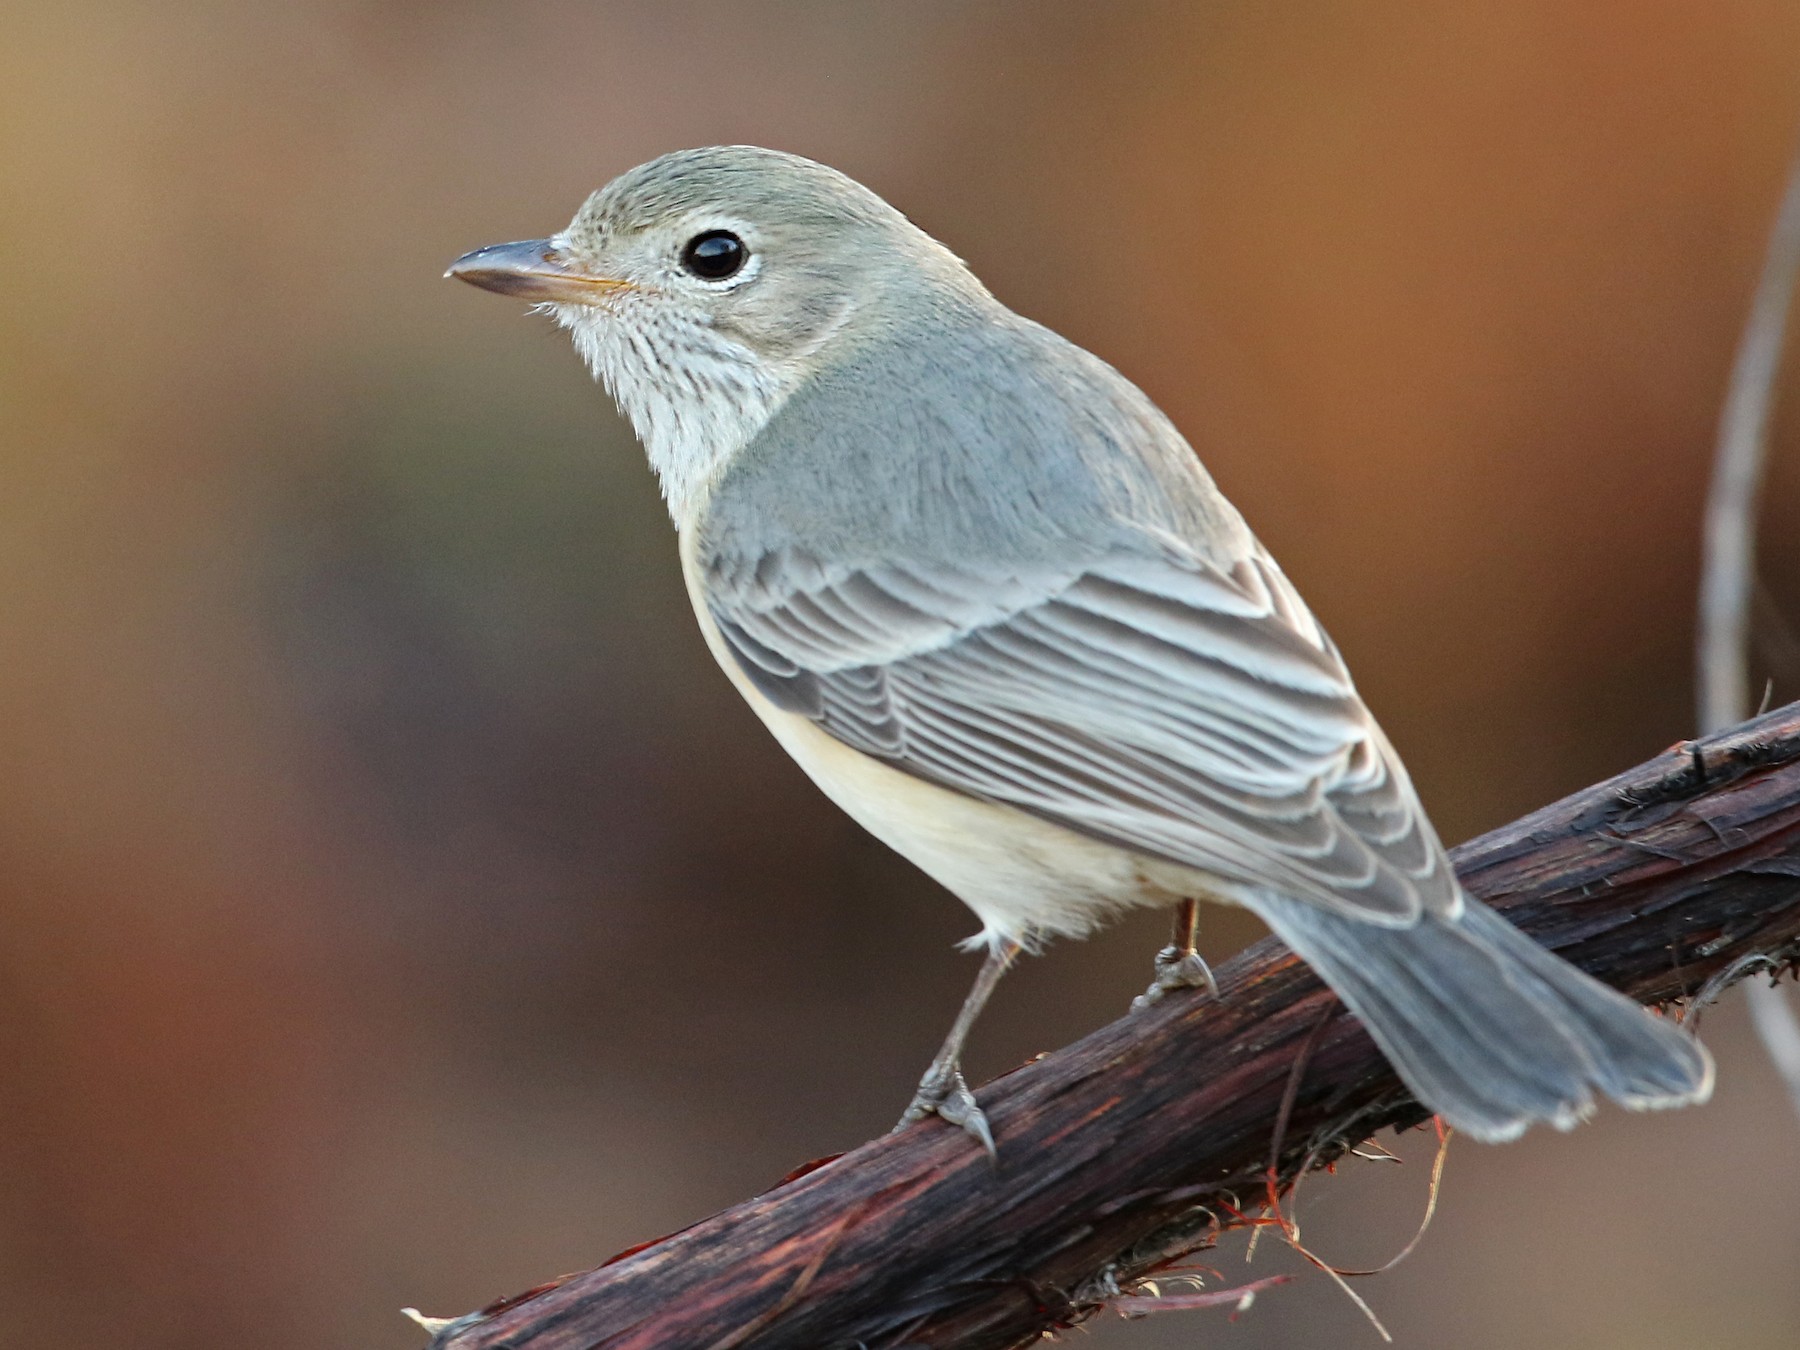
[893,1066,996,1160]
[1131,944,1218,1011]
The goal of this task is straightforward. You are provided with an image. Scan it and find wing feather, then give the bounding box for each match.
[706,542,1457,923]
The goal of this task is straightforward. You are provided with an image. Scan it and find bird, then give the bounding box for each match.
[447,145,1713,1155]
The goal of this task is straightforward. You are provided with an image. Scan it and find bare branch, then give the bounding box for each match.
[1697,136,1800,1125]
[416,703,1800,1350]
[1698,142,1800,731]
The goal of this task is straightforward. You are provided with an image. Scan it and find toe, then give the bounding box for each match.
[934,1075,997,1161]
[893,1071,998,1159]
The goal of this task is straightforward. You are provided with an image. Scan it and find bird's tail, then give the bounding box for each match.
[1249,891,1714,1142]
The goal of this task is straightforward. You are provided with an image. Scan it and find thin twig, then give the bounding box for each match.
[1112,1273,1293,1320]
[1685,952,1780,1032]
[1326,1120,1451,1279]
[1696,132,1800,1129]
[1697,142,1800,731]
[1746,962,1800,1120]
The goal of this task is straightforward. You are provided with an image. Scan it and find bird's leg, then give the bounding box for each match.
[1133,898,1217,1010]
[894,937,1020,1159]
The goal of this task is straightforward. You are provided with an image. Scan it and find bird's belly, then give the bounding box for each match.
[754,693,1195,944]
[680,543,1204,946]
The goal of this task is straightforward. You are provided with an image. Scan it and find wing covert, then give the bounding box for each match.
[706,542,1458,924]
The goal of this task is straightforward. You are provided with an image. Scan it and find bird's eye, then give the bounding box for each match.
[680,230,747,281]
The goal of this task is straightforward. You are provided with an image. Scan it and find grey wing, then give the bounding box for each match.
[704,541,1460,925]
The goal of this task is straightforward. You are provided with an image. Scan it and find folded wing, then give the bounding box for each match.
[704,541,1459,925]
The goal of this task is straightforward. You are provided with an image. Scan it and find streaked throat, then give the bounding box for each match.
[557,302,788,523]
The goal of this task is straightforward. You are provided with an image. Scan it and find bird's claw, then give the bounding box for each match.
[895,1068,997,1160]
[1132,945,1218,1011]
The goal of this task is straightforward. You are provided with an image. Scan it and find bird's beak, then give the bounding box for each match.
[444,239,632,303]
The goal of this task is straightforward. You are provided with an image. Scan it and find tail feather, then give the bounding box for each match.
[1250,891,1714,1142]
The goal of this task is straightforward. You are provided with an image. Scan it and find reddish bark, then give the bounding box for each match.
[428,703,1800,1350]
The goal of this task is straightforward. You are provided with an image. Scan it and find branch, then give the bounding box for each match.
[1698,130,1800,1124]
[419,703,1800,1350]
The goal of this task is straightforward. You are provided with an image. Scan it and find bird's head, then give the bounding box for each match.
[448,145,976,518]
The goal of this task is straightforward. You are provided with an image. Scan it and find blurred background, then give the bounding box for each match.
[4,2,1800,1347]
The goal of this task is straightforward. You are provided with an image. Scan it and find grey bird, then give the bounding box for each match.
[448,145,1713,1153]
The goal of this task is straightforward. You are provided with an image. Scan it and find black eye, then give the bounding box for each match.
[680,230,747,280]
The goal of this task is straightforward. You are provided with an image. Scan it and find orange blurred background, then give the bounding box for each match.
[3,3,1799,1347]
